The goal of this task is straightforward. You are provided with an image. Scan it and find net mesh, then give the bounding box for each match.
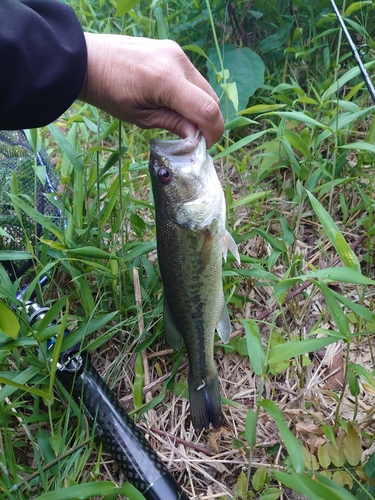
[0,130,62,277]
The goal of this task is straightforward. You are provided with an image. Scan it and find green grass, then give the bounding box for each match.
[2,0,375,498]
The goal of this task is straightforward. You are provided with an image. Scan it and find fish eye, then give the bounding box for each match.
[158,168,171,183]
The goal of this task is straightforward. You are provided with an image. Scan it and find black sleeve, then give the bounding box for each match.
[0,0,87,130]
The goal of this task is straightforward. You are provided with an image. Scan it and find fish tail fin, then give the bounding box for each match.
[188,371,223,432]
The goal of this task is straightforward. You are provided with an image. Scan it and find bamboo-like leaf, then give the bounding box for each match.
[228,191,270,209]
[306,190,360,272]
[260,399,304,474]
[272,111,329,129]
[33,481,146,500]
[66,246,118,260]
[245,409,257,447]
[48,123,83,173]
[315,279,351,340]
[242,319,266,375]
[275,267,375,297]
[274,471,357,500]
[8,194,63,241]
[322,61,375,101]
[213,130,269,160]
[0,250,33,261]
[0,302,20,339]
[268,336,336,365]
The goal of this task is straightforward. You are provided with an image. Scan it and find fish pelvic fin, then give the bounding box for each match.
[163,299,182,350]
[223,229,240,264]
[216,295,231,344]
[188,371,223,433]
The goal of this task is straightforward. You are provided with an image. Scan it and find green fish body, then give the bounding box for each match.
[149,134,239,432]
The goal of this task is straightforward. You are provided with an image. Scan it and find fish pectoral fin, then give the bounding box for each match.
[223,229,240,264]
[163,299,182,350]
[216,296,231,344]
[200,230,214,268]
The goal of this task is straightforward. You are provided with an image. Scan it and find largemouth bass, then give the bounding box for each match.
[149,133,240,432]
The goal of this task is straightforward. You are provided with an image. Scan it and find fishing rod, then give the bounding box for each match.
[330,0,375,105]
[18,299,189,500]
[1,130,189,500]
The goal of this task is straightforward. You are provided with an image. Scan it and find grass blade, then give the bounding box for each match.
[306,190,360,272]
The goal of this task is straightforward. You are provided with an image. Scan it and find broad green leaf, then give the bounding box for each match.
[221,82,239,112]
[365,452,375,479]
[318,443,331,469]
[242,319,266,375]
[268,336,336,365]
[260,399,304,473]
[236,471,248,500]
[260,487,281,500]
[306,190,360,272]
[274,471,357,500]
[252,466,267,491]
[207,44,265,119]
[347,365,361,397]
[343,424,362,466]
[0,301,20,339]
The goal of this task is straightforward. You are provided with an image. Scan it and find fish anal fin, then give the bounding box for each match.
[163,299,182,350]
[223,229,240,264]
[216,296,231,344]
[188,371,223,433]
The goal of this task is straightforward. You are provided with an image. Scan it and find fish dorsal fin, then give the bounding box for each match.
[223,229,240,264]
[216,295,231,344]
[163,298,182,350]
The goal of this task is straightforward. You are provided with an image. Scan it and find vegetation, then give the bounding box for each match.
[1,0,375,498]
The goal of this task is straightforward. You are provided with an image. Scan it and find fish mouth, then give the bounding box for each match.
[150,131,203,156]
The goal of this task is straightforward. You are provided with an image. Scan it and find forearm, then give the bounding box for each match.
[0,0,87,130]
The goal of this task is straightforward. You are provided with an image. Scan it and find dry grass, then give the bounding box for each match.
[80,154,375,499]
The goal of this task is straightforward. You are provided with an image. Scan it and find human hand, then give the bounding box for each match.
[78,33,224,148]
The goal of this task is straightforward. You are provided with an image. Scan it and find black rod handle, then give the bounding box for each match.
[57,347,189,500]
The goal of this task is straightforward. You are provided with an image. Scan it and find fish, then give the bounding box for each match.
[149,133,240,432]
